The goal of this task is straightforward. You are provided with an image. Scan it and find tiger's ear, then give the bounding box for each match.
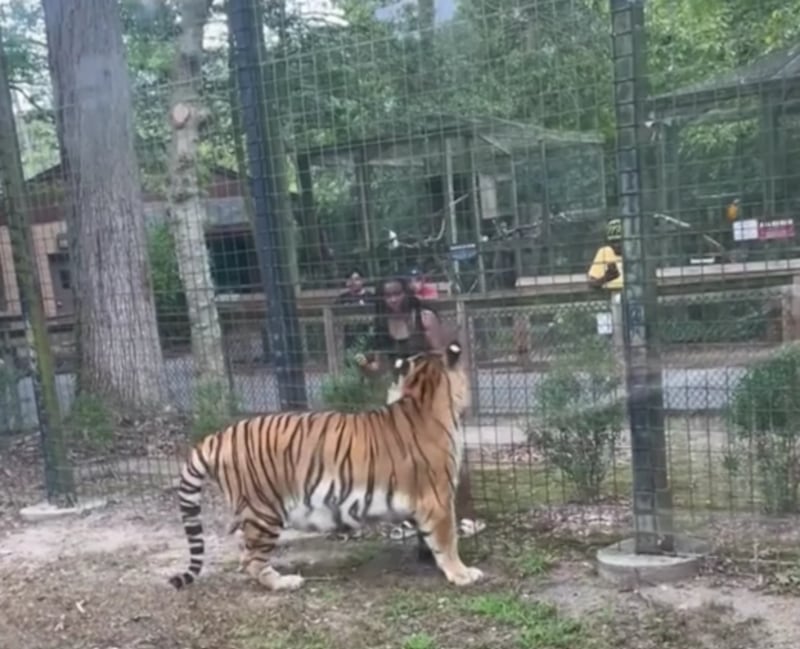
[445,341,462,368]
[392,356,411,378]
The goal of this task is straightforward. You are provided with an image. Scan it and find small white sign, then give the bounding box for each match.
[732,218,758,241]
[596,311,613,335]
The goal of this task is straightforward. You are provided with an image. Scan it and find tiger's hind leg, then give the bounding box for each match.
[240,518,305,591]
[416,505,484,586]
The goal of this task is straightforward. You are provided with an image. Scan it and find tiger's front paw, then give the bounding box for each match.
[256,566,306,591]
[273,574,305,591]
[446,565,484,586]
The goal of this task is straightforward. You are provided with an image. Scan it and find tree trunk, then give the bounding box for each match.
[42,0,166,411]
[418,0,437,93]
[0,25,75,502]
[168,0,229,398]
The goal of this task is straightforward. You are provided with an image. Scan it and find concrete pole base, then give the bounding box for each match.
[596,536,709,587]
[19,497,108,523]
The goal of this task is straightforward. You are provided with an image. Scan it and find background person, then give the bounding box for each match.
[336,268,374,352]
[408,266,439,300]
[587,218,624,347]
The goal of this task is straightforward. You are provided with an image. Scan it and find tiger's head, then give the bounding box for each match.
[388,341,470,417]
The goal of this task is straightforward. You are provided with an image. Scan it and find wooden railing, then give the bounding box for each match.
[0,260,797,371]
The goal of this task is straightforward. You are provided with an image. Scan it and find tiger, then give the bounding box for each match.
[168,340,484,591]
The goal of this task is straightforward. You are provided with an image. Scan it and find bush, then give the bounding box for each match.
[191,378,240,441]
[727,345,800,514]
[526,335,624,503]
[320,335,386,412]
[147,221,190,348]
[64,391,115,450]
[0,357,22,435]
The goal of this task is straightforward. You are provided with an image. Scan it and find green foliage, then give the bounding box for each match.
[462,594,583,648]
[727,345,800,514]
[505,547,555,578]
[191,378,239,441]
[147,221,190,348]
[401,634,437,649]
[6,0,800,286]
[527,322,623,503]
[64,392,115,450]
[658,298,770,344]
[319,365,386,413]
[320,335,386,413]
[549,307,600,349]
[0,358,22,434]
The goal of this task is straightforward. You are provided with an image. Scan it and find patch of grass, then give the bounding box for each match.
[462,593,583,649]
[402,632,438,649]
[503,546,555,578]
[232,585,763,649]
[589,601,762,649]
[384,589,584,649]
[338,538,385,570]
[234,628,328,649]
[385,591,444,621]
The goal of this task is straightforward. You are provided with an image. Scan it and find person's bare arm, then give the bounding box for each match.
[354,352,383,376]
[420,309,445,350]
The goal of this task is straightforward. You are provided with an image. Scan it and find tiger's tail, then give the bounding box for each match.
[168,444,211,589]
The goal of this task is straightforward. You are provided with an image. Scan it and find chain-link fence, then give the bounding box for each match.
[1,0,799,580]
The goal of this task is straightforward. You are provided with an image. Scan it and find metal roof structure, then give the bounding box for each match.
[650,43,800,118]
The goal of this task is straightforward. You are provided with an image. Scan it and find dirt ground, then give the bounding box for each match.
[1,492,798,649]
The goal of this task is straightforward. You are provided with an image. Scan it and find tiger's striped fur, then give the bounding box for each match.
[168,341,483,591]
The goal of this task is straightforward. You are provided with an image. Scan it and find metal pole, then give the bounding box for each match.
[0,26,74,503]
[609,0,674,554]
[227,0,307,409]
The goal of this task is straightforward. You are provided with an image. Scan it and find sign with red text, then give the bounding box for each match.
[732,218,795,241]
[757,219,795,241]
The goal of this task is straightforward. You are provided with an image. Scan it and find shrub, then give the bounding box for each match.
[147,221,190,348]
[320,335,386,412]
[64,391,115,450]
[0,357,22,435]
[526,334,624,503]
[192,378,240,441]
[727,345,800,514]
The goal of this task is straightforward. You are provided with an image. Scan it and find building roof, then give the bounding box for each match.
[650,43,800,115]
[296,113,604,165]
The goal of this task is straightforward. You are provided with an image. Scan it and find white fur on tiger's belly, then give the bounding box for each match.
[285,480,414,533]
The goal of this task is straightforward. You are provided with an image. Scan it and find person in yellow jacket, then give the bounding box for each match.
[587,218,623,290]
[587,219,623,344]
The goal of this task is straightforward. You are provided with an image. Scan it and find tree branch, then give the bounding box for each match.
[7,83,54,122]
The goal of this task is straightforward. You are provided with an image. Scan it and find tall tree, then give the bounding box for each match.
[167,0,230,408]
[417,0,436,94]
[42,0,166,410]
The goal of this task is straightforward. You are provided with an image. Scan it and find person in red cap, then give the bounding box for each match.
[408,266,439,301]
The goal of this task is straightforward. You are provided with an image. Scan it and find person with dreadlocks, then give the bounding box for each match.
[354,274,485,561]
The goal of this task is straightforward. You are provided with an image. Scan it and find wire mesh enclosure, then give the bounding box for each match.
[0,0,799,582]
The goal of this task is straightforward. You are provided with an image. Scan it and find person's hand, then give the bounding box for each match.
[604,262,620,283]
[354,353,379,374]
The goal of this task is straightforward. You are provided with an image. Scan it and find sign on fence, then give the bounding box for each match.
[733,218,795,241]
